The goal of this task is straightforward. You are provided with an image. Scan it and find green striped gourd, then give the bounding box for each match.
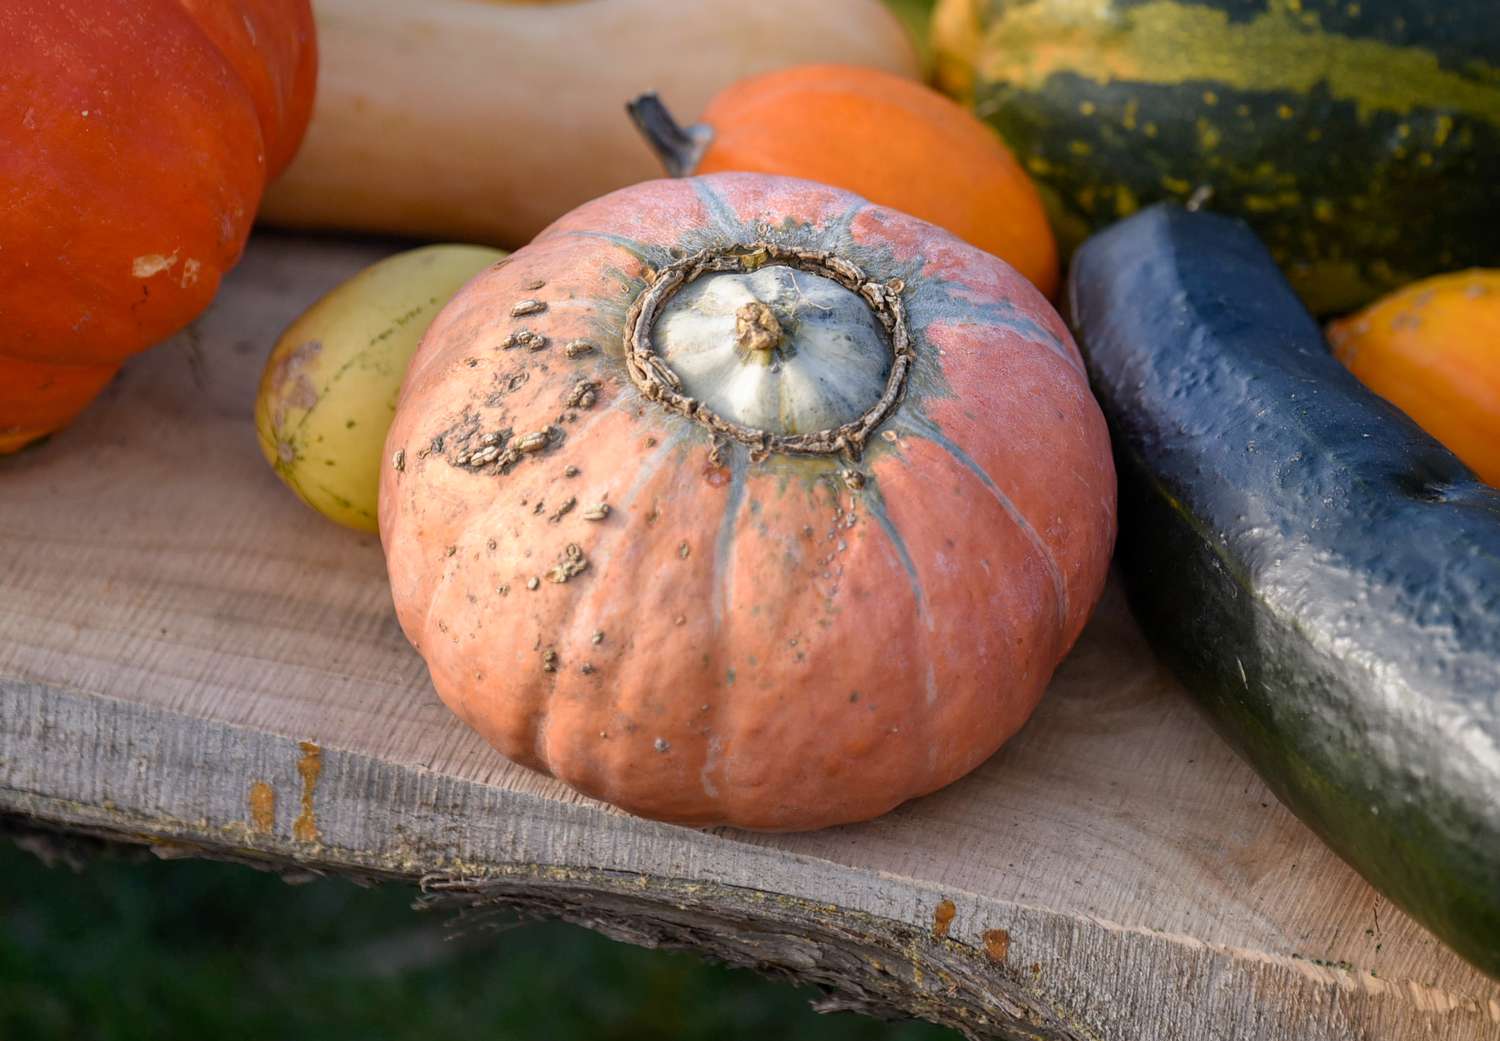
[934,0,1500,314]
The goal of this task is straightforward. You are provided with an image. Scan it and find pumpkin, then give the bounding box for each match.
[932,0,1500,315]
[379,173,1116,830]
[0,0,317,453]
[630,64,1059,297]
[257,0,919,248]
[1327,270,1500,486]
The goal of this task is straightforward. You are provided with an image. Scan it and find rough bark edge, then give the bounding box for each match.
[0,812,1079,1041]
[417,871,1079,1039]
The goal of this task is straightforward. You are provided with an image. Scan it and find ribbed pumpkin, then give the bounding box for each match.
[0,0,317,453]
[1328,270,1500,486]
[631,64,1059,296]
[380,173,1116,830]
[933,0,1500,315]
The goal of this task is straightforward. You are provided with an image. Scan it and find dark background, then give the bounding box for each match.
[1,838,957,1040]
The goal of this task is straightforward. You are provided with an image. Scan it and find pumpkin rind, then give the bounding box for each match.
[380,173,1115,830]
[0,0,316,451]
[934,0,1500,314]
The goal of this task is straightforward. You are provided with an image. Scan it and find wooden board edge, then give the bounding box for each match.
[3,678,1496,1041]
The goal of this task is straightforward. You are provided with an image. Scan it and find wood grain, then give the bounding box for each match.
[2,234,1497,1040]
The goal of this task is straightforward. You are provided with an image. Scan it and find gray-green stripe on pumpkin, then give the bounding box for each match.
[934,0,1500,315]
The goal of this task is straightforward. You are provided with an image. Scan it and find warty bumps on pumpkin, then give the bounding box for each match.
[380,173,1116,830]
[0,0,316,453]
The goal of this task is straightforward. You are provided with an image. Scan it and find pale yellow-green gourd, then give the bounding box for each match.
[255,244,506,531]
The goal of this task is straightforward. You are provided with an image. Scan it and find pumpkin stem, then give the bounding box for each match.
[627,92,713,178]
[623,242,913,460]
[734,301,783,355]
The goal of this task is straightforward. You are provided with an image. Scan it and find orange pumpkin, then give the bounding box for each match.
[0,0,317,453]
[380,173,1115,830]
[629,64,1059,297]
[1328,271,1500,487]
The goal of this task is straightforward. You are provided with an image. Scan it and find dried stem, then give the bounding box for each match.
[627,92,713,177]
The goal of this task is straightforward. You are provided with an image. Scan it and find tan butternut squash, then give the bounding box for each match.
[258,0,920,246]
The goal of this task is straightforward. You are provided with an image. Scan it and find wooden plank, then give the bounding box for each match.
[2,234,1497,1040]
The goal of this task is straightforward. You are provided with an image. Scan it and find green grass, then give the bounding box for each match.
[0,838,957,1041]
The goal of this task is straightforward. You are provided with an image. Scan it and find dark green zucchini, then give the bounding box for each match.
[1066,203,1500,977]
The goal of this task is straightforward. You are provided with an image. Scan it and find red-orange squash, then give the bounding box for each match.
[380,173,1115,830]
[630,64,1059,297]
[0,0,317,453]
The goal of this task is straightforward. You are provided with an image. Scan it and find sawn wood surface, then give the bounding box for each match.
[2,235,1497,1040]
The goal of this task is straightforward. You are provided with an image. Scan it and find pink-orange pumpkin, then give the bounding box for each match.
[380,173,1116,830]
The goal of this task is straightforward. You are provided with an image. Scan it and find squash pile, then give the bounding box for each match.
[10,0,1499,983]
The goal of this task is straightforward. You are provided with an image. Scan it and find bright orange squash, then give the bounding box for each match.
[0,0,317,453]
[380,173,1115,830]
[630,64,1059,297]
[1328,271,1500,487]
